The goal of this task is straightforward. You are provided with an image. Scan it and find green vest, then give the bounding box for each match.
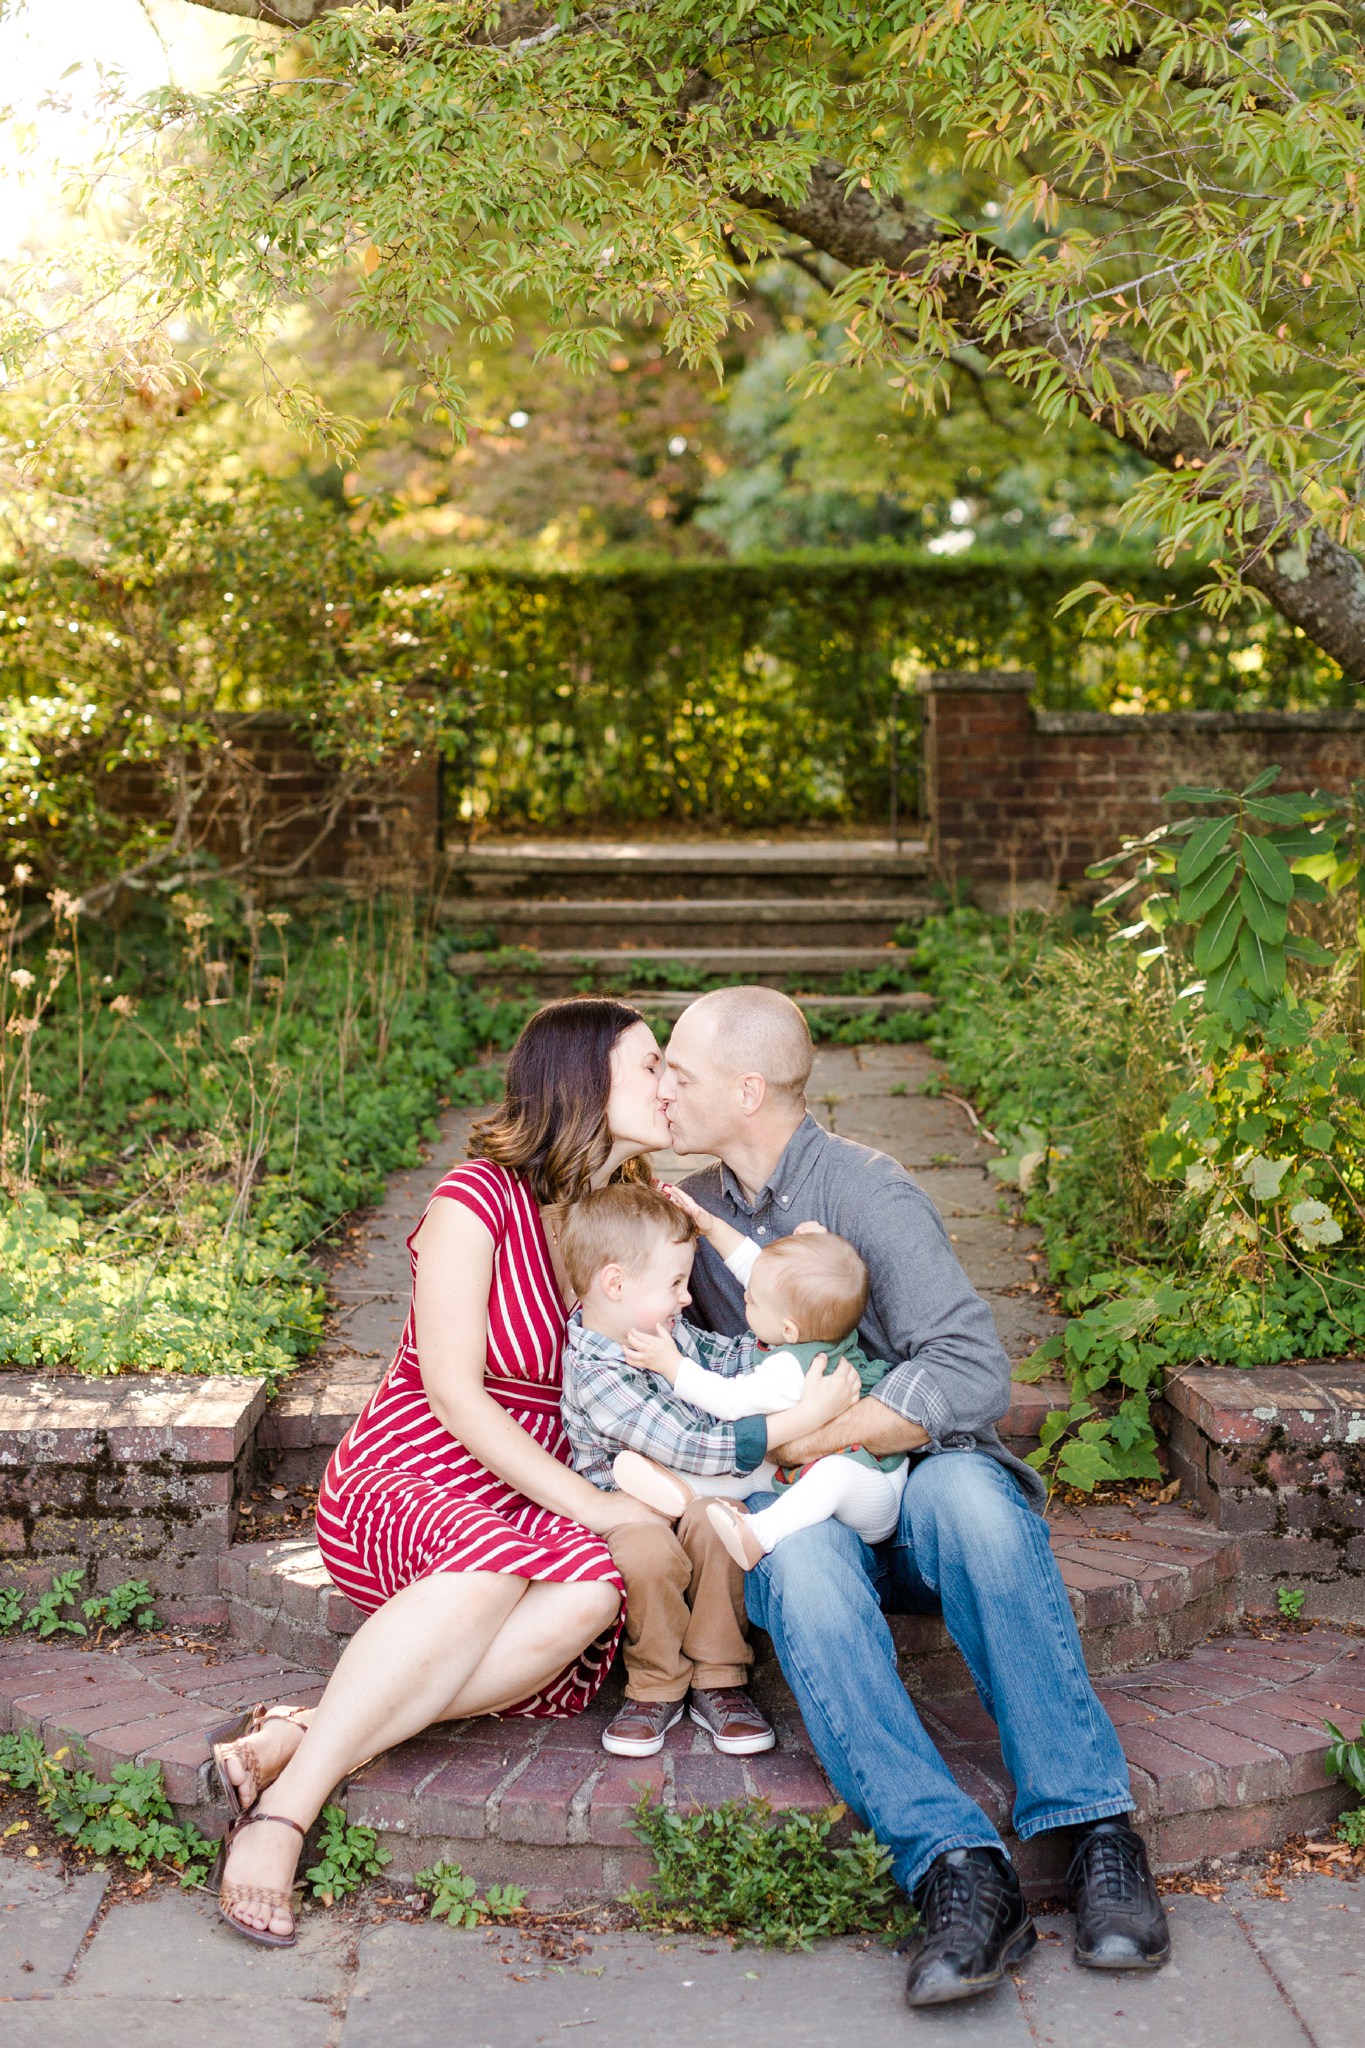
[767,1331,906,1477]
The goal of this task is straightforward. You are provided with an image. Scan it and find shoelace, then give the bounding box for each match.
[918,1856,1014,1935]
[701,1689,757,1719]
[1069,1828,1144,1905]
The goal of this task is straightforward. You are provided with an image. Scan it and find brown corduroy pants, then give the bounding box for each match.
[605,1497,752,1702]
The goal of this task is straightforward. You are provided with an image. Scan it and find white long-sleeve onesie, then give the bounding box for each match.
[674,1238,907,1551]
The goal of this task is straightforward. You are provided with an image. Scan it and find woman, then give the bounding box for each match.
[212,996,852,1944]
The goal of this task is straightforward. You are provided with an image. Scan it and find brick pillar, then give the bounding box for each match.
[920,669,1038,893]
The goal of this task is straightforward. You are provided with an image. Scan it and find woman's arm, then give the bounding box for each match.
[411,1201,659,1535]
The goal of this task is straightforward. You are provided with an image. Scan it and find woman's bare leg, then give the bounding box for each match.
[220,1570,525,1935]
[436,1578,621,1720]
[220,1573,619,1934]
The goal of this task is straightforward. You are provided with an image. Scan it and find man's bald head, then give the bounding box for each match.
[676,986,813,1102]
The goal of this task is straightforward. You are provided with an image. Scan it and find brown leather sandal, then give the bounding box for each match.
[214,1810,307,1949]
[210,1703,311,1819]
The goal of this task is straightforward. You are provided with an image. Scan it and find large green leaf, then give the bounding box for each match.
[1237,920,1286,1002]
[1241,766,1283,796]
[1242,833,1294,905]
[1179,850,1238,922]
[1174,815,1235,886]
[1204,951,1246,1013]
[1163,785,1237,804]
[1192,892,1244,972]
[1238,872,1288,945]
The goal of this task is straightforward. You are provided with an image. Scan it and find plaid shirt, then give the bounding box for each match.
[560,1311,771,1491]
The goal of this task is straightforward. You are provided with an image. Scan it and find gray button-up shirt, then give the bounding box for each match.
[679,1111,1045,1512]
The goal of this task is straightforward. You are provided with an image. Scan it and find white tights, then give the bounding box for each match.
[747,1455,908,1554]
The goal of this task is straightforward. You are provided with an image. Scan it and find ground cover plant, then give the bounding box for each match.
[0,1572,159,1639]
[0,879,533,1382]
[910,772,1365,1490]
[1325,1720,1365,1849]
[0,1730,215,1884]
[626,1794,915,1951]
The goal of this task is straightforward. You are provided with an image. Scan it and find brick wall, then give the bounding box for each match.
[922,669,1365,890]
[0,1378,267,1628]
[108,714,442,891]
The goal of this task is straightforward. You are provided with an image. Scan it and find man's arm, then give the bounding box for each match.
[775,1396,930,1467]
[840,1177,1013,1445]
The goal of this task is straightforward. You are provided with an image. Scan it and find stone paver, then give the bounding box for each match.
[0,1859,107,1996]
[5,1859,1355,2048]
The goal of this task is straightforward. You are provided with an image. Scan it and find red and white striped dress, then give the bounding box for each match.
[316,1159,625,1718]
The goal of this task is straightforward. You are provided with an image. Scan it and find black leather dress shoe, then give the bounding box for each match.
[903,1847,1038,2007]
[1068,1818,1171,1970]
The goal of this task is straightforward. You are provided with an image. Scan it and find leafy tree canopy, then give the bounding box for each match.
[7,1,1365,674]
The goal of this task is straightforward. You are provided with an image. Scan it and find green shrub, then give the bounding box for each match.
[626,1795,915,1950]
[305,1805,391,1903]
[0,894,533,1381]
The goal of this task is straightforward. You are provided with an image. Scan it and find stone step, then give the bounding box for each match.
[443,897,936,950]
[3,1620,1358,1902]
[221,1501,1241,1690]
[459,946,920,995]
[445,839,931,903]
[624,989,935,1022]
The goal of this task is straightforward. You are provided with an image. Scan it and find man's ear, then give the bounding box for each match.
[737,1071,768,1117]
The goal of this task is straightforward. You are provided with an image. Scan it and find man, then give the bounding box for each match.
[659,986,1169,2008]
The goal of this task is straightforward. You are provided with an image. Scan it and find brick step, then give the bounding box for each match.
[446,840,931,903]
[625,989,935,1022]
[443,897,936,950]
[460,946,920,996]
[258,1371,1078,1498]
[2,1623,1358,1903]
[221,1503,1241,1689]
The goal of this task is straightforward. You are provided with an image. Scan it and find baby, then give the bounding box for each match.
[615,1191,908,1570]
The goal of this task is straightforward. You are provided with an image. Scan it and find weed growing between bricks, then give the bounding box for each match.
[0,1571,159,1641]
[624,1794,917,1951]
[0,1729,215,1883]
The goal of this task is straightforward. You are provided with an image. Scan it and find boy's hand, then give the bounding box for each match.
[624,1322,685,1384]
[660,1183,716,1236]
[792,1219,828,1237]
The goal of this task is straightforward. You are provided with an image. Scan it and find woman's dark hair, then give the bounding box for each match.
[468,996,657,1206]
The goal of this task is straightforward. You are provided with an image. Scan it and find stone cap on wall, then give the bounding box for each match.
[919,668,1035,694]
[0,1374,268,1465]
[1036,706,1365,736]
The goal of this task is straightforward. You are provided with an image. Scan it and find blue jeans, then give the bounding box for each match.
[744,1451,1133,1894]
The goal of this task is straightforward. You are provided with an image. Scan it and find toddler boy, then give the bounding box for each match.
[559,1183,850,1760]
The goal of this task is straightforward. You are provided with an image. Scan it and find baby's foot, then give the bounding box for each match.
[707,1501,766,1571]
[613,1452,696,1519]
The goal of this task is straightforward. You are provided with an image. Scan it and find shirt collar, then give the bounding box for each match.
[719,1111,826,1216]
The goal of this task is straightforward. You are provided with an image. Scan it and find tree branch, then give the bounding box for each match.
[741,161,1365,678]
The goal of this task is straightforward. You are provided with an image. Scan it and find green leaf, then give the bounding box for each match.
[1237,921,1286,1003]
[1178,850,1238,922]
[1242,833,1294,906]
[1054,1439,1120,1491]
[1192,893,1244,972]
[1163,785,1237,805]
[1238,873,1288,946]
[1241,766,1282,797]
[1175,816,1236,886]
[1204,950,1245,1013]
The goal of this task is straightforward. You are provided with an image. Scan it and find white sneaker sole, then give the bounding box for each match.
[601,1699,686,1757]
[688,1705,777,1755]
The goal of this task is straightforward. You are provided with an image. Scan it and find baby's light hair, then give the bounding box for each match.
[558,1183,698,1299]
[757,1232,869,1343]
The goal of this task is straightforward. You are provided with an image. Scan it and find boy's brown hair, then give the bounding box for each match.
[558,1183,698,1299]
[758,1232,869,1342]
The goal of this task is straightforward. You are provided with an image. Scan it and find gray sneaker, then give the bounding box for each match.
[688,1687,777,1756]
[601,1697,686,1757]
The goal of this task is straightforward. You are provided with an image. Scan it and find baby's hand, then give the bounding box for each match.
[792,1220,828,1237]
[624,1323,685,1384]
